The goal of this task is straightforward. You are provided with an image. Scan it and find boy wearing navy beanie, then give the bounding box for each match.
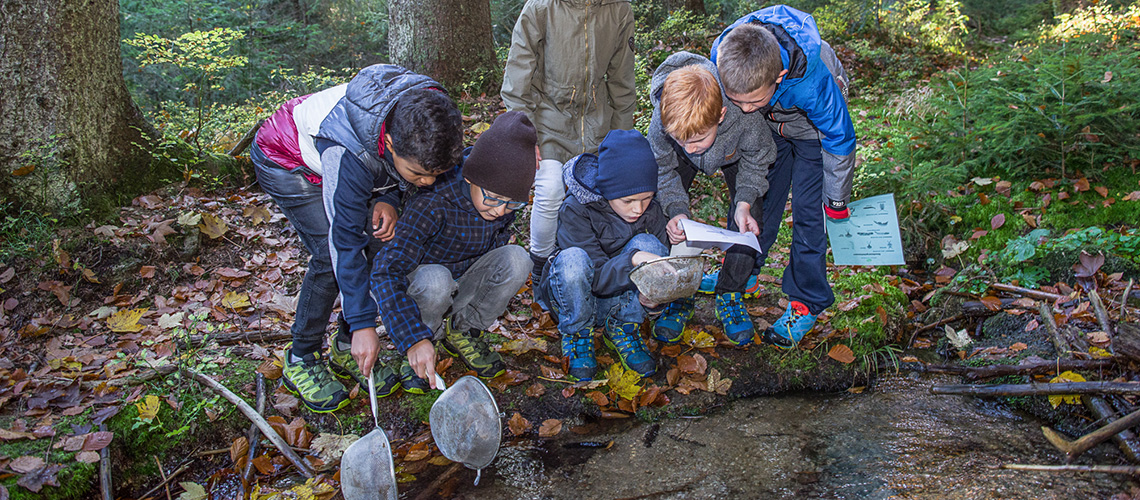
[536,129,673,380]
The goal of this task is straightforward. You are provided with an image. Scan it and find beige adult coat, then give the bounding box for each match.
[500,0,637,164]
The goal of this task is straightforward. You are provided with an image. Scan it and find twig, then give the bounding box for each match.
[1042,406,1140,462]
[1088,290,1116,343]
[537,376,576,384]
[932,381,1140,397]
[1038,302,1071,357]
[1084,395,1140,463]
[1123,279,1134,319]
[226,119,264,157]
[139,463,191,500]
[240,373,266,500]
[919,358,1116,380]
[183,367,314,478]
[908,314,965,349]
[612,472,710,500]
[990,282,1069,302]
[412,462,463,500]
[999,463,1140,475]
[154,457,172,500]
[99,424,112,500]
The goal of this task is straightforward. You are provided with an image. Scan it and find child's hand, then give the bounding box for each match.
[734,201,761,235]
[351,327,382,377]
[667,215,688,244]
[407,339,440,389]
[372,201,399,241]
[638,293,659,309]
[631,251,659,266]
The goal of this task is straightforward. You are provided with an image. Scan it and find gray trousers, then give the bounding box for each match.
[405,245,532,338]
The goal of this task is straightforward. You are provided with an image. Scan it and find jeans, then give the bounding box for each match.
[542,234,668,334]
[403,245,532,338]
[529,158,566,259]
[252,141,385,356]
[670,142,763,295]
[756,133,835,314]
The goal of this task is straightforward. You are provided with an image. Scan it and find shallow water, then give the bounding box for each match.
[460,373,1133,499]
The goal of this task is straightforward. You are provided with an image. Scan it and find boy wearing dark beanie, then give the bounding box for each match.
[370,111,537,390]
[536,129,672,381]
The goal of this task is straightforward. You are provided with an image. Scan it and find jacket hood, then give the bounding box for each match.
[344,65,445,157]
[649,51,723,108]
[561,153,605,205]
[711,6,824,89]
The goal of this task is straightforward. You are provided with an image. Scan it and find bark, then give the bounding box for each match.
[931,381,1140,397]
[389,0,498,94]
[0,0,162,212]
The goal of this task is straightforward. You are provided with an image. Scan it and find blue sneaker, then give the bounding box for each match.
[763,301,817,349]
[652,297,695,343]
[603,319,656,377]
[561,328,598,381]
[698,271,762,298]
[715,292,755,347]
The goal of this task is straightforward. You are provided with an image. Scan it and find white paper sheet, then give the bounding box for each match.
[678,218,762,253]
[825,193,906,266]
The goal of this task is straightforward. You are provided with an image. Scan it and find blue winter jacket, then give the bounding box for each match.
[314,64,446,333]
[711,5,856,208]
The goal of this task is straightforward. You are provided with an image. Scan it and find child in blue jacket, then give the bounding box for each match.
[711,5,856,348]
[537,130,671,380]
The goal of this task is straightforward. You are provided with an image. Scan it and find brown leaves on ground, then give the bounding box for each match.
[538,419,562,438]
[507,413,531,436]
[827,344,856,364]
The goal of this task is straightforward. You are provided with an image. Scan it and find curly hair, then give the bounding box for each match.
[386,89,463,173]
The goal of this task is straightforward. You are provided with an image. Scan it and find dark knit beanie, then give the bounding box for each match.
[597,129,659,200]
[462,111,537,202]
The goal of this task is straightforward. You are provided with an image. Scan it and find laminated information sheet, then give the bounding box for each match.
[678,218,762,253]
[825,193,905,266]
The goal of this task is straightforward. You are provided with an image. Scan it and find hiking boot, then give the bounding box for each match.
[328,338,401,398]
[715,292,755,347]
[763,301,817,349]
[603,318,656,377]
[561,328,598,381]
[698,270,761,298]
[652,297,694,343]
[398,359,432,394]
[281,346,350,413]
[441,317,506,379]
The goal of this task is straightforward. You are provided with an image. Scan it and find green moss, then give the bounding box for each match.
[0,410,100,500]
[830,269,907,351]
[399,391,442,423]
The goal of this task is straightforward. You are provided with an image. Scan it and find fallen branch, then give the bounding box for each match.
[908,314,966,348]
[184,367,314,478]
[186,329,291,348]
[79,363,178,390]
[1084,395,1140,463]
[240,373,266,500]
[1089,290,1117,342]
[226,119,264,157]
[920,358,1116,380]
[412,462,463,500]
[991,282,1140,316]
[1038,302,1072,357]
[139,463,190,500]
[99,424,112,500]
[1042,406,1140,463]
[932,381,1140,397]
[999,463,1140,475]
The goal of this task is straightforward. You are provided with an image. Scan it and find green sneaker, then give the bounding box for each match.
[281,346,350,413]
[399,359,431,394]
[441,317,505,379]
[328,339,401,398]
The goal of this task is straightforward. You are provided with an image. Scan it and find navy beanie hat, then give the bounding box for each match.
[596,129,659,200]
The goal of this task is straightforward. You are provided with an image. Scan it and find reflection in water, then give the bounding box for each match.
[468,374,1133,499]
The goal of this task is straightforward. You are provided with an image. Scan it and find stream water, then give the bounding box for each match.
[455,373,1133,499]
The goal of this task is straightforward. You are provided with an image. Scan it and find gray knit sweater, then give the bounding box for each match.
[647,51,775,219]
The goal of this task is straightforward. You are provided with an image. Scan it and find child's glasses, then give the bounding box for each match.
[480,187,527,210]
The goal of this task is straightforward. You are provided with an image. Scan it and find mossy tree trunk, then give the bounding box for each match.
[388,0,499,95]
[0,0,160,213]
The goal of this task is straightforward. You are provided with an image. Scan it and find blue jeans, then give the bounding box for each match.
[252,142,385,356]
[542,233,668,334]
[755,133,835,314]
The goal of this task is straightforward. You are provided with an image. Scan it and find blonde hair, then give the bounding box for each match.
[716,23,783,95]
[660,66,723,142]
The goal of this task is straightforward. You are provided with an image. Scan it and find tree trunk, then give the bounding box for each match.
[0,0,161,213]
[664,0,705,16]
[388,0,498,95]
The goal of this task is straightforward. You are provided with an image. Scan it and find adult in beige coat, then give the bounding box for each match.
[500,0,637,291]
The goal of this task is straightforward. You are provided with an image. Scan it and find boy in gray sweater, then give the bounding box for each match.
[647,51,775,347]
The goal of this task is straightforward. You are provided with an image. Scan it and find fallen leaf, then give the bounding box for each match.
[82,431,113,451]
[681,328,716,349]
[995,180,1012,196]
[585,391,609,407]
[75,451,100,464]
[469,122,491,134]
[605,363,643,401]
[1087,331,1110,344]
[827,344,855,364]
[178,481,208,500]
[1010,342,1028,352]
[11,165,35,176]
[0,428,36,441]
[538,419,562,438]
[980,296,1003,312]
[106,308,147,333]
[230,437,249,466]
[500,337,547,356]
[1048,371,1087,408]
[16,464,61,493]
[157,312,184,330]
[135,394,161,423]
[198,213,228,239]
[10,455,44,474]
[1074,177,1090,192]
[706,369,732,395]
[1102,70,1113,83]
[140,266,156,279]
[243,205,272,226]
[507,413,530,436]
[525,383,546,398]
[177,212,202,227]
[990,213,1005,230]
[221,291,251,310]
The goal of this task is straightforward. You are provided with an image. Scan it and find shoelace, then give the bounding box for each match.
[661,298,692,320]
[610,324,646,354]
[719,296,747,325]
[456,330,492,359]
[570,330,593,358]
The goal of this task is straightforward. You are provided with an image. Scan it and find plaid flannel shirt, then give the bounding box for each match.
[372,167,516,352]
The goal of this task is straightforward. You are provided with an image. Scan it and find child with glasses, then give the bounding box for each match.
[371,112,538,390]
[536,129,672,381]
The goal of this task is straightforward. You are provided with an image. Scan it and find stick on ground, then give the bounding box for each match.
[1000,463,1140,475]
[1042,406,1140,463]
[932,381,1140,397]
